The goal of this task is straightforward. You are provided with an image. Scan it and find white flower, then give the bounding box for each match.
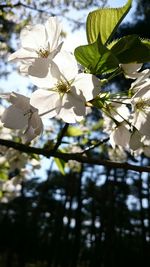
[1,92,43,142]
[102,101,130,137]
[130,69,150,93]
[110,122,131,148]
[131,83,150,137]
[30,51,100,123]
[121,63,143,79]
[8,17,62,81]
[108,146,127,162]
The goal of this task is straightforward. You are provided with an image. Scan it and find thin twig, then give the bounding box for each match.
[80,137,109,154]
[0,1,55,15]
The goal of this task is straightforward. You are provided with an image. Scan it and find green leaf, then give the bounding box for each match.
[74,36,119,74]
[66,126,84,137]
[110,35,150,63]
[86,0,132,44]
[54,157,66,175]
[0,191,3,199]
[140,38,150,49]
[0,170,8,181]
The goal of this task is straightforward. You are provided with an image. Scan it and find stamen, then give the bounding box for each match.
[37,48,49,58]
[56,81,70,94]
[135,99,148,110]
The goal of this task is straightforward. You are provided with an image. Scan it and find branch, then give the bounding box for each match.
[0,139,150,173]
[0,1,56,15]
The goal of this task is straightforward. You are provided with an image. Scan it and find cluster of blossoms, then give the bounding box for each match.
[0,147,40,203]
[1,17,100,143]
[0,16,150,159]
[103,65,150,156]
[0,107,41,202]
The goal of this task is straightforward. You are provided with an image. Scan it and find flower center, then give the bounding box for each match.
[56,81,70,94]
[37,48,49,58]
[135,98,149,110]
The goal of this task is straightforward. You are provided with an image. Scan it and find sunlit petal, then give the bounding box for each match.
[8,48,37,62]
[29,61,61,87]
[58,92,85,123]
[45,17,62,52]
[1,106,28,129]
[20,24,46,50]
[73,73,100,101]
[54,51,78,81]
[30,89,60,118]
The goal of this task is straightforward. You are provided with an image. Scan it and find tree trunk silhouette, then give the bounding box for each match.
[71,165,83,267]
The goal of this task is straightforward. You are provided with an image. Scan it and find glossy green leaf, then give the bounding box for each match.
[86,0,132,44]
[74,36,119,74]
[54,158,66,175]
[110,35,150,63]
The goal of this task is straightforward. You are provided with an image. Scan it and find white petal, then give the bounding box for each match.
[23,112,43,143]
[132,111,150,137]
[110,124,131,148]
[20,24,46,50]
[29,112,42,130]
[29,61,60,87]
[130,69,150,92]
[58,92,85,123]
[19,61,31,74]
[8,48,37,62]
[73,73,100,101]
[129,130,143,151]
[121,63,143,79]
[9,92,30,111]
[45,17,62,52]
[53,51,78,81]
[1,106,28,129]
[30,89,60,118]
[110,103,130,122]
[28,58,50,78]
[131,79,150,100]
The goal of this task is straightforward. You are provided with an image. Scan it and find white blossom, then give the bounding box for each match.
[103,101,130,136]
[110,122,131,149]
[1,92,43,142]
[108,146,127,162]
[131,82,150,137]
[8,17,62,82]
[30,51,100,123]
